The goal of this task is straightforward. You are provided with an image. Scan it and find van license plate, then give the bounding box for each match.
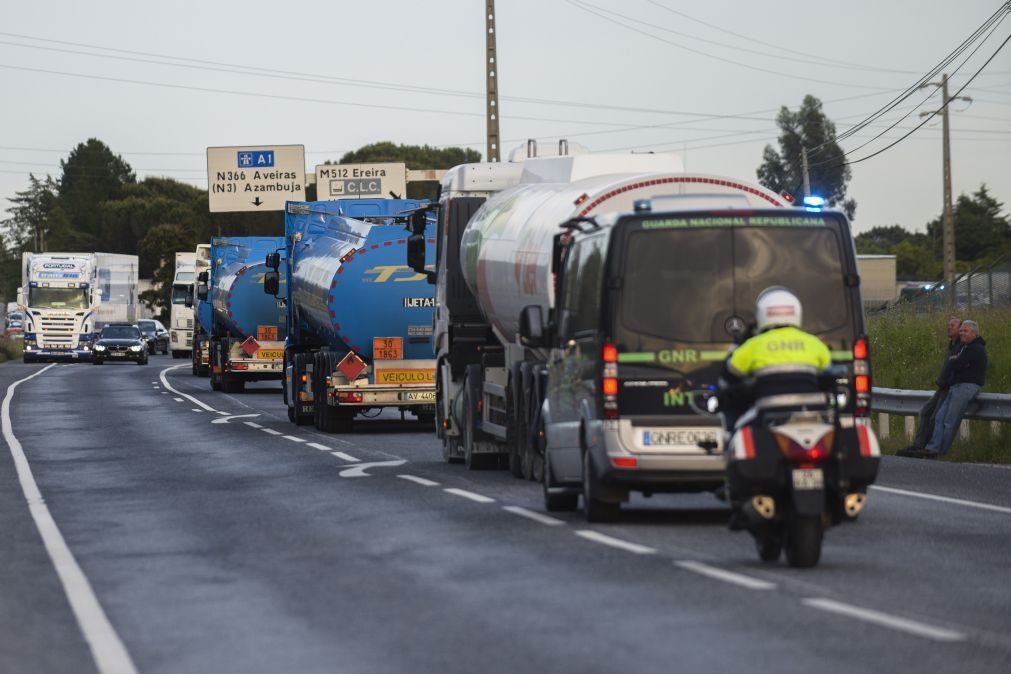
[791,468,824,490]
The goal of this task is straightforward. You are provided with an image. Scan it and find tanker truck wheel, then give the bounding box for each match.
[463,382,491,470]
[507,364,527,479]
[291,353,314,426]
[209,341,222,391]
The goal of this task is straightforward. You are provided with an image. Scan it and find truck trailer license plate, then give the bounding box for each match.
[791,468,824,490]
[401,391,436,401]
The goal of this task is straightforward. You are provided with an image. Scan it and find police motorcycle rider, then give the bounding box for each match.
[717,286,832,528]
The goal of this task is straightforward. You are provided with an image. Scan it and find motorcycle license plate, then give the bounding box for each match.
[791,468,824,490]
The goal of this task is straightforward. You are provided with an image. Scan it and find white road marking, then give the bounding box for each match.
[2,364,138,674]
[331,451,361,463]
[150,381,158,384]
[503,506,565,526]
[216,411,229,416]
[871,485,1011,515]
[575,530,656,555]
[338,460,406,477]
[173,397,183,402]
[308,442,331,451]
[444,488,495,504]
[160,391,168,395]
[244,422,263,429]
[211,413,261,425]
[283,435,306,443]
[675,561,777,590]
[190,409,202,413]
[261,428,282,436]
[397,474,440,487]
[158,364,218,413]
[802,598,966,642]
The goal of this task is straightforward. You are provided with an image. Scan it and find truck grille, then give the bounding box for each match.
[39,316,77,348]
[187,318,194,329]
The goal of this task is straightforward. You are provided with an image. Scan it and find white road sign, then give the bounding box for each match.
[207,145,306,212]
[315,163,407,200]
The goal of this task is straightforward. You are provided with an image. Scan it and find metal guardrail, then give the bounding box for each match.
[873,387,1011,422]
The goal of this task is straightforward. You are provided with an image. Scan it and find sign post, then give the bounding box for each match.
[207,145,306,212]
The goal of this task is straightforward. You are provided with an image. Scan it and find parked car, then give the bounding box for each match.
[93,324,148,365]
[136,319,169,355]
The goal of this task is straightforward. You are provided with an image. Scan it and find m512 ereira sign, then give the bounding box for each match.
[207,145,306,212]
[315,162,407,200]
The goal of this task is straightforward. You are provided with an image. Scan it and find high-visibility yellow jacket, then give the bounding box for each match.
[727,326,831,379]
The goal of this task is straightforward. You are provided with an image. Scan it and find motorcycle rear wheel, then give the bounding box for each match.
[785,515,823,568]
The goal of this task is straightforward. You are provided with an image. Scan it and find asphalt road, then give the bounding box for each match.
[2,356,1009,673]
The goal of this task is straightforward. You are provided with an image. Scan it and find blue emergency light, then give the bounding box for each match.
[803,195,826,210]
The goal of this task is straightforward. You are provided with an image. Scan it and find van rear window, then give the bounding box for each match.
[616,223,851,344]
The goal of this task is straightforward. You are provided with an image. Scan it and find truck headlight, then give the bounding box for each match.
[129,345,143,352]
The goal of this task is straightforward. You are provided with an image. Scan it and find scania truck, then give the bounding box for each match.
[170,251,195,358]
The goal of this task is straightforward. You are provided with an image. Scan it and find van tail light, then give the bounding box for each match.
[853,336,871,417]
[602,340,619,419]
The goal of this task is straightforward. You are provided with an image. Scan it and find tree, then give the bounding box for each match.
[334,142,482,199]
[139,223,197,320]
[58,139,135,248]
[925,184,1009,263]
[757,95,856,219]
[1,174,61,252]
[854,225,911,255]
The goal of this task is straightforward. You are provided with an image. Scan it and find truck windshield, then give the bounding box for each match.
[613,214,852,347]
[171,285,189,305]
[175,271,195,284]
[28,287,89,310]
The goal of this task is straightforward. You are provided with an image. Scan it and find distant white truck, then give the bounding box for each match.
[20,252,139,362]
[170,251,196,358]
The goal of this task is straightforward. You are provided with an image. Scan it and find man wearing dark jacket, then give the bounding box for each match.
[923,319,987,457]
[898,317,962,456]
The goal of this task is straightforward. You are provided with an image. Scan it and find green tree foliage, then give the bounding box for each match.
[757,95,856,218]
[334,141,481,199]
[139,223,197,320]
[58,139,135,249]
[925,185,1009,263]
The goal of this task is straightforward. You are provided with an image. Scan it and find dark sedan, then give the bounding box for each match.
[92,324,149,365]
[136,319,170,355]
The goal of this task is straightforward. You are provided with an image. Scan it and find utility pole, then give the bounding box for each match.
[920,73,971,307]
[485,0,501,162]
[801,147,811,198]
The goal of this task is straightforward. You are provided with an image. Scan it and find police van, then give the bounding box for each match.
[524,200,876,521]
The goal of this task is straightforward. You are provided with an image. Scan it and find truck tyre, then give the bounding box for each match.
[223,377,245,394]
[316,352,341,433]
[463,382,490,470]
[291,353,313,426]
[209,340,222,391]
[508,363,526,479]
[582,451,620,523]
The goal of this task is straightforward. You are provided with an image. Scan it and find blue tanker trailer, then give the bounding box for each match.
[263,198,436,431]
[196,236,288,393]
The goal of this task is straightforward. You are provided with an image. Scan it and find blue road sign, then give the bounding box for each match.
[237,150,275,168]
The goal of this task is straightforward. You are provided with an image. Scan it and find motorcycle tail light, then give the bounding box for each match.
[774,431,834,462]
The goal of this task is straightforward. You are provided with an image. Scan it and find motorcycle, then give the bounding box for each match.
[698,369,880,568]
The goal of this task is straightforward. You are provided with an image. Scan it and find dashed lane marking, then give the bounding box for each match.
[397,474,440,487]
[159,365,218,413]
[3,364,138,674]
[261,428,282,436]
[244,422,263,429]
[283,435,306,443]
[444,488,495,504]
[575,530,656,555]
[173,397,183,402]
[503,506,565,526]
[871,485,1011,516]
[802,598,966,642]
[190,409,203,413]
[308,442,331,451]
[675,561,777,591]
[331,451,360,463]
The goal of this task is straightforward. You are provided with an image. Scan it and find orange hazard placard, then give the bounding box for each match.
[258,325,278,341]
[373,336,403,360]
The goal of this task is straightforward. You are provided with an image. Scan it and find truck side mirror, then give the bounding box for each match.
[265,252,280,270]
[184,284,194,308]
[197,271,208,284]
[519,305,546,347]
[263,270,280,296]
[196,282,209,301]
[408,210,427,236]
[407,234,436,284]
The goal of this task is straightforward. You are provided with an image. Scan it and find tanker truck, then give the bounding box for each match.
[196,237,287,393]
[189,244,211,376]
[408,153,878,522]
[21,251,138,362]
[262,198,437,432]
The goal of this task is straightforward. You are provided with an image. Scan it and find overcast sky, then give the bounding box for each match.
[1,0,1008,235]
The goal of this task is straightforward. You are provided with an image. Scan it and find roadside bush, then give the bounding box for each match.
[0,337,23,363]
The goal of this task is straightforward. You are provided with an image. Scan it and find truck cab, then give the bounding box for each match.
[529,204,876,520]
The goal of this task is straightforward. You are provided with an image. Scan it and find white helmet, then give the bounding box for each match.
[755,287,802,332]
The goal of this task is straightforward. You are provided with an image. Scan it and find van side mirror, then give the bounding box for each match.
[265,252,281,270]
[196,282,208,301]
[184,284,194,308]
[263,270,280,296]
[519,305,546,347]
[407,234,436,284]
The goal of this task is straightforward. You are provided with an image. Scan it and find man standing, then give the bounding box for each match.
[897,317,962,457]
[922,320,987,458]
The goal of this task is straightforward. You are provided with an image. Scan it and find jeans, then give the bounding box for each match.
[912,388,948,449]
[925,383,981,455]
